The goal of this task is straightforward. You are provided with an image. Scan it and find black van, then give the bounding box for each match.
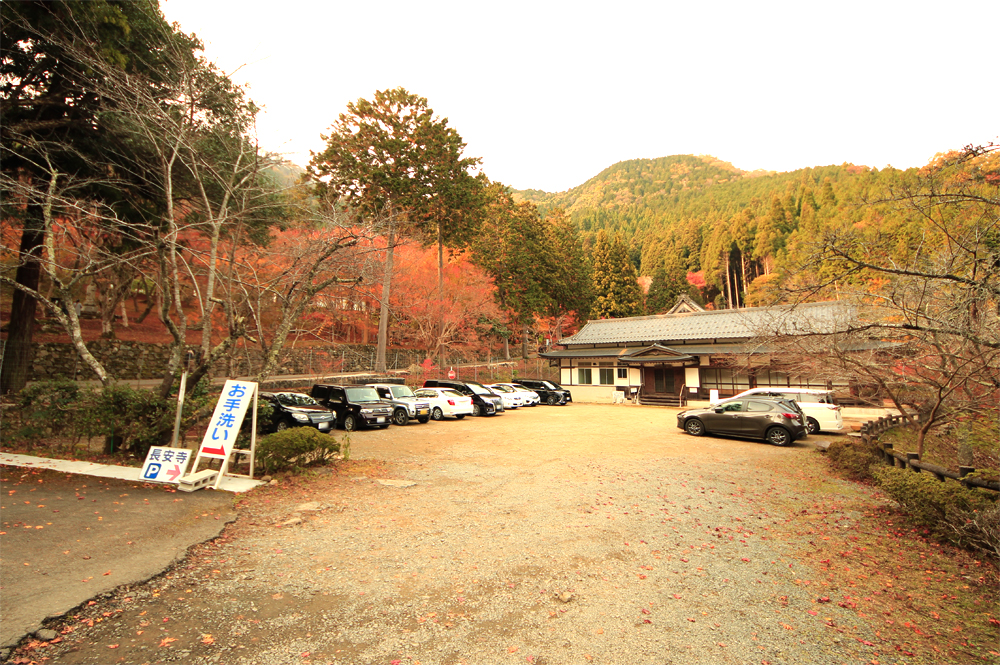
[422,379,504,416]
[515,379,572,405]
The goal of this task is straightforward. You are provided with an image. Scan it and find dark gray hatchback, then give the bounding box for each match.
[676,397,807,446]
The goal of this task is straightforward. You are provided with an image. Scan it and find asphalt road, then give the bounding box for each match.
[0,467,234,649]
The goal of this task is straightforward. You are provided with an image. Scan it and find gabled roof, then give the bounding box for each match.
[560,301,852,346]
[618,344,697,365]
[665,294,705,315]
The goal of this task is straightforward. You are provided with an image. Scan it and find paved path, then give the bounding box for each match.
[0,464,237,648]
[0,453,263,493]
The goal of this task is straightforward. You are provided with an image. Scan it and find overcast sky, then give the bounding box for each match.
[161,0,998,193]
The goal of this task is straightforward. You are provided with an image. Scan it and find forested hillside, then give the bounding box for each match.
[514,154,888,309]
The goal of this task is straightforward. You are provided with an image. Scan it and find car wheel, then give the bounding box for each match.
[684,418,705,436]
[276,419,292,432]
[378,424,389,429]
[547,394,559,405]
[431,407,444,421]
[342,414,357,432]
[806,417,820,434]
[455,414,466,420]
[766,426,791,446]
[393,409,409,426]
[472,403,482,417]
[417,416,429,424]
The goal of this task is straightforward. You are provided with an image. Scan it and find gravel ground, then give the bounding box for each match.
[21,404,904,665]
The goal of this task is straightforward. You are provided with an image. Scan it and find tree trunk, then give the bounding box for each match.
[521,323,529,359]
[375,224,395,373]
[1,207,44,395]
[725,251,735,309]
[436,221,444,361]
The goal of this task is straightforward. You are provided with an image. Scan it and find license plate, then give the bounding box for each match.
[418,409,429,416]
[377,417,385,423]
[318,422,330,431]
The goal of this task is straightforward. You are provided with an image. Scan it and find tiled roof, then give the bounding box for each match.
[560,301,852,346]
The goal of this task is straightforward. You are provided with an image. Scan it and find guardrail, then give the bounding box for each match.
[858,414,999,492]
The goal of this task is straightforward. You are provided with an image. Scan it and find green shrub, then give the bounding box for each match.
[252,427,349,475]
[873,466,999,560]
[93,384,169,458]
[7,381,169,458]
[826,438,883,482]
[8,380,86,448]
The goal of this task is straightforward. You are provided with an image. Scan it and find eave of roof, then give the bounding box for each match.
[559,301,852,347]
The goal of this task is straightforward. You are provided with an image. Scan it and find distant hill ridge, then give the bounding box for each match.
[511,154,864,241]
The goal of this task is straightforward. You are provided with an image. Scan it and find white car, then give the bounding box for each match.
[729,387,843,433]
[485,384,524,409]
[490,382,540,406]
[412,387,475,420]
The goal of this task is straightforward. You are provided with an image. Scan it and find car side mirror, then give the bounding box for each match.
[713,407,724,413]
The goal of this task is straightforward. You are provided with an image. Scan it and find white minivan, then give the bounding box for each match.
[729,388,843,434]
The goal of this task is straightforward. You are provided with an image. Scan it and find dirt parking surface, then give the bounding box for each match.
[14,404,974,664]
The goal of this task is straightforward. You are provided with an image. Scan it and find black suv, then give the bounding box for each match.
[422,379,504,416]
[515,378,572,405]
[260,392,337,433]
[310,384,393,431]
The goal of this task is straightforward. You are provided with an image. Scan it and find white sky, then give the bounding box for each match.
[161,0,999,193]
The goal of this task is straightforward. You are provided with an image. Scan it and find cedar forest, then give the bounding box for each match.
[1,1,997,448]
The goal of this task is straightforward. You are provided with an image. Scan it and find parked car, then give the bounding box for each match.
[366,383,431,426]
[422,379,504,416]
[511,383,541,406]
[309,384,393,431]
[676,397,807,446]
[413,387,475,420]
[728,387,843,434]
[515,378,572,405]
[259,392,337,433]
[485,383,523,409]
[489,382,540,406]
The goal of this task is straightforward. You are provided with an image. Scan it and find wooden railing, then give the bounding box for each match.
[859,414,999,492]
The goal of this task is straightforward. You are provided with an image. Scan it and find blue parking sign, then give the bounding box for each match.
[140,446,192,484]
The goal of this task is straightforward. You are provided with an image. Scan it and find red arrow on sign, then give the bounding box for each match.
[165,464,182,481]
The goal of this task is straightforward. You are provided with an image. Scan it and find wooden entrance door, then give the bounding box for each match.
[650,368,674,394]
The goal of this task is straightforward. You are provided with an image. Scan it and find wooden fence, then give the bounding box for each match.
[858,414,999,492]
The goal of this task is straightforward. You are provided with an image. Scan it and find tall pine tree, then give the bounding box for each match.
[591,230,642,319]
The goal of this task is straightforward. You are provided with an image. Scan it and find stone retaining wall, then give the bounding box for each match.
[24,342,432,381]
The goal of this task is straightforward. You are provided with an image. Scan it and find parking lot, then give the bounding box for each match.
[17,403,893,665]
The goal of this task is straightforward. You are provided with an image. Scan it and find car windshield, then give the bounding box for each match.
[390,385,415,398]
[542,381,558,389]
[442,389,464,398]
[490,385,513,393]
[511,384,531,391]
[413,389,436,398]
[276,393,319,407]
[467,383,492,395]
[345,387,381,402]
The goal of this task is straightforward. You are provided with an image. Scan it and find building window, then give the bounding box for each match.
[599,368,614,385]
[578,368,592,384]
[700,368,751,395]
[617,368,628,379]
[754,371,790,387]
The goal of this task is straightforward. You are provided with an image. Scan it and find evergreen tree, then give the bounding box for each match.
[591,231,643,319]
[544,208,592,321]
[645,258,688,314]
